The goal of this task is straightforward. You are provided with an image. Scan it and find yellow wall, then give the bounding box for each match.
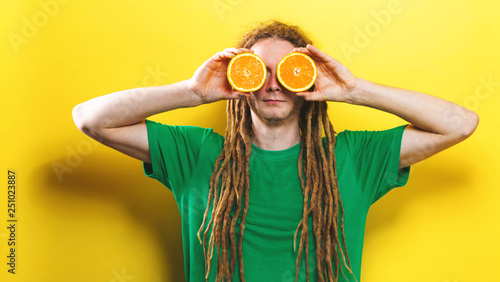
[1,0,499,281]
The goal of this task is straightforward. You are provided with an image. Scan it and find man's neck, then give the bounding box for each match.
[250,116,301,151]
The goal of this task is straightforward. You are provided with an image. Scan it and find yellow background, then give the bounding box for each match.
[1,0,499,281]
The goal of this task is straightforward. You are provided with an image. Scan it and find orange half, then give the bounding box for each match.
[227,53,267,92]
[277,52,317,92]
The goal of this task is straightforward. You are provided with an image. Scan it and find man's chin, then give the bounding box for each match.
[262,116,286,123]
[247,99,300,123]
[255,111,292,123]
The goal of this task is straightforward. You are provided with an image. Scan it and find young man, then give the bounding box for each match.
[73,21,478,282]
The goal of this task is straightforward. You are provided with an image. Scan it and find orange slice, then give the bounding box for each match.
[277,52,317,92]
[227,53,267,92]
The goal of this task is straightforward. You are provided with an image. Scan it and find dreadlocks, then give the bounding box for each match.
[197,20,357,282]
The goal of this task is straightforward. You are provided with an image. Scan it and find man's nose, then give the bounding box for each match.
[266,72,282,92]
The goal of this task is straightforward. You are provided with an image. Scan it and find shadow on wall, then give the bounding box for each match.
[365,154,475,241]
[34,150,185,281]
[31,94,230,281]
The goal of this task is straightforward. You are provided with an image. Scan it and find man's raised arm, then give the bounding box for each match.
[72,81,203,163]
[294,44,479,169]
[72,48,251,163]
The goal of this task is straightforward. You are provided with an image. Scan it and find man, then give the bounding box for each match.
[73,21,478,282]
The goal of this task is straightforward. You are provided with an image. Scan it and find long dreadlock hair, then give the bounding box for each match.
[197,20,357,282]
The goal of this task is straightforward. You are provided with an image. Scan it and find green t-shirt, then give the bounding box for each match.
[143,119,411,282]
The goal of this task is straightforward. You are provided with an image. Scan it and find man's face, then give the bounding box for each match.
[247,38,305,124]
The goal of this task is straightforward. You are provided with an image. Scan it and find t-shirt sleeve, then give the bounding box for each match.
[142,119,220,197]
[343,124,411,205]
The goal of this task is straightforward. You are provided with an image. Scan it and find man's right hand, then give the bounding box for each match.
[73,47,254,164]
[187,47,253,104]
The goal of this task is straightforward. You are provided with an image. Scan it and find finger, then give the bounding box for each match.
[229,47,253,55]
[237,48,253,53]
[211,51,231,62]
[213,47,251,61]
[222,48,241,59]
[306,44,346,67]
[306,45,329,60]
[229,91,251,99]
[291,47,312,56]
[295,46,326,64]
[296,91,327,101]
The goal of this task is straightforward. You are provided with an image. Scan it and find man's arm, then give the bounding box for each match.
[72,81,203,163]
[72,48,251,163]
[294,44,479,169]
[345,79,479,169]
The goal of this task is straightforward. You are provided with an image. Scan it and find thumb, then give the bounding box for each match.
[296,91,327,101]
[229,90,251,99]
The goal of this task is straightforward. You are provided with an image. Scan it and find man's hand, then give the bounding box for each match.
[187,47,253,104]
[292,44,360,102]
[292,44,478,169]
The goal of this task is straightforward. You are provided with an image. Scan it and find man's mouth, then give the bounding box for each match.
[264,99,284,103]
